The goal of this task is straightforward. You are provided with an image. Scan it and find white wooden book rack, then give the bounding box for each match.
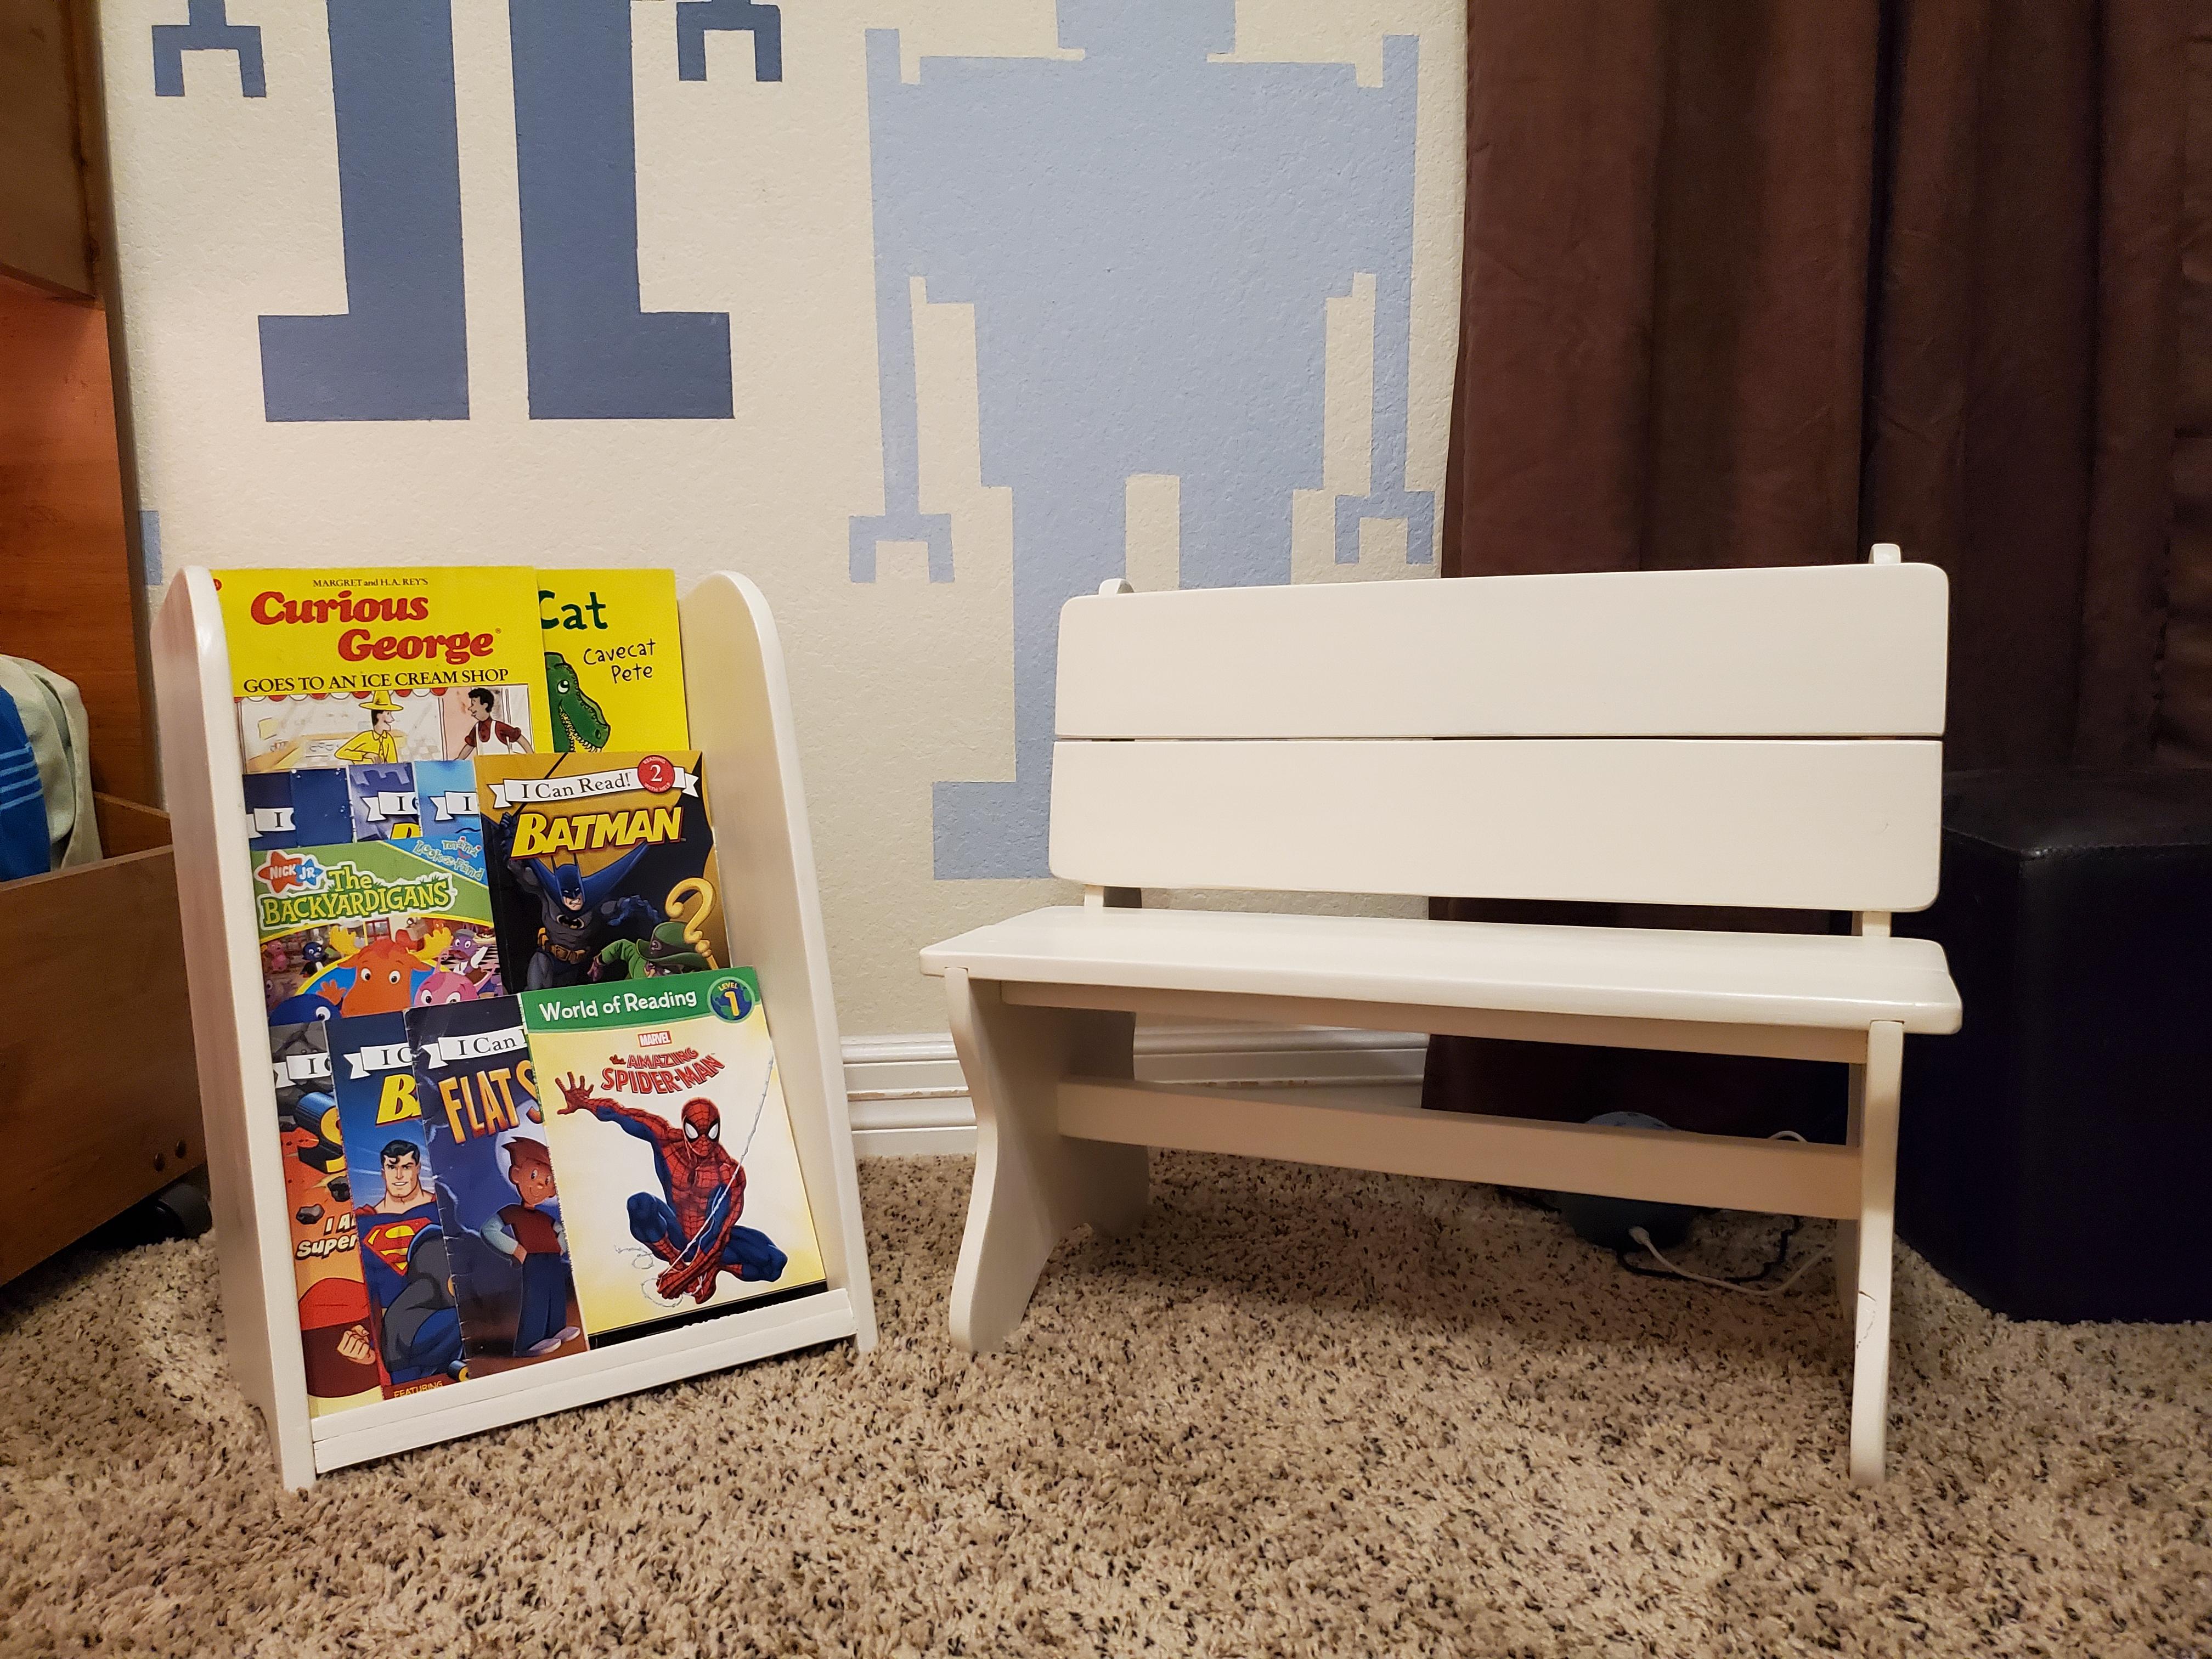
[922,546,1960,1485]
[154,568,876,1488]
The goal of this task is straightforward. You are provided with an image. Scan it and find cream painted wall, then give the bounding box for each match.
[97,0,1460,1037]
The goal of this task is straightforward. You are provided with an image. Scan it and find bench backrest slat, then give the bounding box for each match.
[1056,563,1948,739]
[1048,561,1949,912]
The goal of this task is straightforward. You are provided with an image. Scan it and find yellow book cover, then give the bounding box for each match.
[537,569,689,753]
[213,567,545,773]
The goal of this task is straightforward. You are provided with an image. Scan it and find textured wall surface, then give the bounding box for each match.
[97,0,1463,1034]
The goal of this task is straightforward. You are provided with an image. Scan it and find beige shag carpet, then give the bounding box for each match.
[4,1153,2209,1658]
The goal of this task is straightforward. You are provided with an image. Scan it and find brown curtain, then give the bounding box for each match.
[1426,0,2195,1133]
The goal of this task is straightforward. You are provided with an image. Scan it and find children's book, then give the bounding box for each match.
[408,996,586,1375]
[522,969,826,1346]
[475,750,728,995]
[537,569,690,752]
[269,1020,385,1415]
[252,833,500,1025]
[245,759,485,883]
[329,1012,461,1397]
[213,567,543,774]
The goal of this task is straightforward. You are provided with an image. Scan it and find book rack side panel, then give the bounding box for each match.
[681,573,878,1350]
[152,569,319,1490]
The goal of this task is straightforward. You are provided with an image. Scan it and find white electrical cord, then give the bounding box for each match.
[1626,1226,1832,1298]
[1620,1128,1830,1296]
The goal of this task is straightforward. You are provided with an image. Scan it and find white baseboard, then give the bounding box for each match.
[842,1024,1427,1156]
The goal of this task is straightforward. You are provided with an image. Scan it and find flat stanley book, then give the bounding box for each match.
[476,751,727,994]
[408,995,586,1374]
[213,567,543,774]
[523,970,826,1346]
[537,569,689,753]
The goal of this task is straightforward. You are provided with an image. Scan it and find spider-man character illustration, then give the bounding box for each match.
[554,1073,787,1303]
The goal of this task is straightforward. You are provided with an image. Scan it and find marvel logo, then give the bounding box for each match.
[638,1029,672,1048]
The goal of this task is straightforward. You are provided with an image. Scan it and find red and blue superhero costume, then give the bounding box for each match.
[555,1074,786,1302]
[353,1196,465,1384]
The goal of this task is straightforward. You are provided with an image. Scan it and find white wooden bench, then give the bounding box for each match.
[921,546,1960,1484]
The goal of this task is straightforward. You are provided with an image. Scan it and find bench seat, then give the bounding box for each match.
[923,906,1961,1036]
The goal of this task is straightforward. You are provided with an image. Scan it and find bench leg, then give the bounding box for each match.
[1835,1063,1862,1318]
[1847,1021,1904,1486]
[943,968,1149,1352]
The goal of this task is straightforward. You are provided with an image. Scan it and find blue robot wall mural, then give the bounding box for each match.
[850,0,1431,879]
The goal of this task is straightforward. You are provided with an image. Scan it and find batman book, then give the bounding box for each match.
[268,1020,385,1414]
[213,566,543,775]
[537,569,690,752]
[408,995,586,1375]
[475,750,728,996]
[251,833,501,1026]
[329,1011,461,1397]
[522,969,826,1346]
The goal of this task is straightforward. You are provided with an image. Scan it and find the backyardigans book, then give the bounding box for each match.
[474,750,727,995]
[269,1019,384,1415]
[213,567,543,774]
[408,995,586,1375]
[329,1011,460,1396]
[522,969,826,1345]
[251,836,501,1025]
[537,569,689,753]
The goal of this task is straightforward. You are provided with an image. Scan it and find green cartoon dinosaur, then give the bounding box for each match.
[544,651,612,753]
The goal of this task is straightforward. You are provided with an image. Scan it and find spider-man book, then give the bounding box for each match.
[521,968,826,1346]
[474,751,729,997]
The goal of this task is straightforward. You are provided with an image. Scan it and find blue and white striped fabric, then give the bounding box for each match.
[0,687,49,882]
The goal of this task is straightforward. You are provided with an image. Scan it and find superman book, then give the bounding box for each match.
[329,1011,460,1397]
[251,833,500,1025]
[521,969,826,1346]
[537,569,689,752]
[474,750,728,996]
[408,995,586,1375]
[268,1020,384,1414]
[213,566,544,775]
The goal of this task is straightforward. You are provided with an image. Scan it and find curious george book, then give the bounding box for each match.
[474,751,727,996]
[213,567,543,775]
[522,969,825,1346]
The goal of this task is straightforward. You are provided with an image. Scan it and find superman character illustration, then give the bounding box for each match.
[331,1012,464,1395]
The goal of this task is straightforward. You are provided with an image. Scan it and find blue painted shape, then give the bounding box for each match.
[257,0,468,422]
[510,0,733,420]
[139,509,165,588]
[151,0,266,98]
[855,3,1430,877]
[675,0,783,82]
